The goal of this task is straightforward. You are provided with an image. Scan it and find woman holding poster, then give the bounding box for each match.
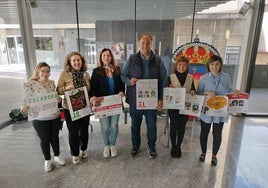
[197,55,239,166]
[90,48,125,158]
[168,56,196,158]
[21,62,66,172]
[57,52,91,165]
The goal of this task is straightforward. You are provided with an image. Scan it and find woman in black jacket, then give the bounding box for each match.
[90,48,125,158]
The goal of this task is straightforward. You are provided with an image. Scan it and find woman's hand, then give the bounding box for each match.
[65,85,75,91]
[189,90,196,96]
[89,96,104,107]
[21,106,30,115]
[118,92,125,97]
[204,91,216,98]
[233,89,240,96]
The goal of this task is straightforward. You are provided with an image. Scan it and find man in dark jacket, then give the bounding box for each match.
[121,33,168,159]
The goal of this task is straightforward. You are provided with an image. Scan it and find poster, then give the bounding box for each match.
[136,79,158,109]
[226,92,249,113]
[127,44,134,59]
[202,96,228,117]
[163,87,185,109]
[27,91,58,121]
[93,94,123,118]
[111,42,124,60]
[180,94,204,117]
[65,86,91,121]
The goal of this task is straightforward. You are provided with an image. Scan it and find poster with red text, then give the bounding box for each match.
[226,92,249,113]
[136,79,158,109]
[93,94,123,118]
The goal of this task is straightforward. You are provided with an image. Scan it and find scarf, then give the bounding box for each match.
[70,68,86,88]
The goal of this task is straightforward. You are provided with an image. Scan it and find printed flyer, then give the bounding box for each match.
[65,86,92,121]
[180,94,204,117]
[226,92,249,113]
[27,91,58,121]
[93,94,123,118]
[136,79,158,109]
[202,96,228,117]
[163,87,185,110]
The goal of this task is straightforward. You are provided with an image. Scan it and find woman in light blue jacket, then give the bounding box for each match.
[197,55,239,166]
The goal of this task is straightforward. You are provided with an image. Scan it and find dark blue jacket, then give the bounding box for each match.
[125,52,163,105]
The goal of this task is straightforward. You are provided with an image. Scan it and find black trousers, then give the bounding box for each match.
[33,117,60,160]
[168,110,189,148]
[64,109,89,156]
[199,120,224,156]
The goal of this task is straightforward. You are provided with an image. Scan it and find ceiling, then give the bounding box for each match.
[0,0,232,24]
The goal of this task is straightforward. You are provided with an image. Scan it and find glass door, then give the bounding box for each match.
[247,3,268,115]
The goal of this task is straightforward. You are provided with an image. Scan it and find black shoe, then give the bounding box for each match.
[176,147,181,158]
[211,157,217,166]
[148,148,157,159]
[131,148,139,157]
[199,154,206,162]
[170,147,177,158]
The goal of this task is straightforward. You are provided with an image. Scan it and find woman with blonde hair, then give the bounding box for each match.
[21,62,66,172]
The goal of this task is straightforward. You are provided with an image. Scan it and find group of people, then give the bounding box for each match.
[21,33,239,172]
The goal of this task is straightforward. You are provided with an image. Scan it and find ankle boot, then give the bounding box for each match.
[176,146,181,158]
[170,146,177,158]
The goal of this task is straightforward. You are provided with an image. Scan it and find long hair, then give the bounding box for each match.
[172,56,190,74]
[97,48,120,76]
[206,55,223,72]
[29,62,50,81]
[63,51,88,72]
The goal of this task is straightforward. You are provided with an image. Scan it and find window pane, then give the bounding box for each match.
[0,0,27,120]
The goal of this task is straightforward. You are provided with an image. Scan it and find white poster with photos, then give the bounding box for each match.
[163,87,185,109]
[27,91,58,121]
[136,79,158,109]
[226,92,249,114]
[65,86,92,121]
[93,94,123,119]
[180,94,204,117]
[202,96,228,117]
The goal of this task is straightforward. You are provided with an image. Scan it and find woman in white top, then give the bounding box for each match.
[21,62,66,172]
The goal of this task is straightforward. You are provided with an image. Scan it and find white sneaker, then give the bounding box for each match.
[80,150,88,159]
[54,156,66,166]
[110,146,117,158]
[72,156,80,164]
[44,160,52,172]
[103,146,110,158]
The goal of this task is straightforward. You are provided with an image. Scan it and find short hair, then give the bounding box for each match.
[172,56,190,74]
[138,33,153,42]
[206,55,223,72]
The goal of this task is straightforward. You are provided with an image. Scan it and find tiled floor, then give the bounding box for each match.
[0,114,267,188]
[0,73,268,188]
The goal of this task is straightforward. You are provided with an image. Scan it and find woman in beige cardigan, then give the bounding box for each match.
[168,56,196,158]
[57,51,91,165]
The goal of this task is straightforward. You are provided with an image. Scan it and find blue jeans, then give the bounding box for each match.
[100,114,120,146]
[129,105,157,150]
